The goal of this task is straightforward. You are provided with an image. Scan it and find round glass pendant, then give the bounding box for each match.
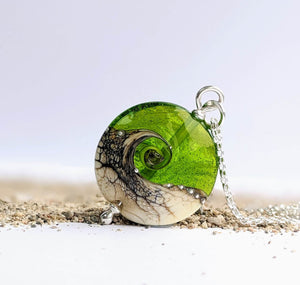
[95,102,218,225]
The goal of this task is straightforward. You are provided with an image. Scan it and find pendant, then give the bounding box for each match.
[95,101,219,225]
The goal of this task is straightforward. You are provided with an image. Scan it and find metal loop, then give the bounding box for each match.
[201,100,225,127]
[196,86,224,110]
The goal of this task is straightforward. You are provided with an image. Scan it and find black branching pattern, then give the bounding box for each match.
[95,127,168,207]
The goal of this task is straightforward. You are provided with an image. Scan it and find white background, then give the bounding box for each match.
[1,0,299,196]
[1,224,299,285]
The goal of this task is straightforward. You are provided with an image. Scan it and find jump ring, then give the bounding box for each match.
[196,86,224,110]
[202,100,225,127]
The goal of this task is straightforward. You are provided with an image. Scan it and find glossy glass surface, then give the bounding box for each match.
[110,102,218,195]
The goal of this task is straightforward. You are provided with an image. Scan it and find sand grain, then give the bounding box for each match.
[0,179,298,233]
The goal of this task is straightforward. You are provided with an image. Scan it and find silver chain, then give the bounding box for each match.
[210,118,300,226]
[195,86,300,226]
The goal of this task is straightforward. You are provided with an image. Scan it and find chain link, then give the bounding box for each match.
[209,115,300,226]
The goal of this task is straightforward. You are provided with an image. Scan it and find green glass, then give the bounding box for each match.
[110,102,218,195]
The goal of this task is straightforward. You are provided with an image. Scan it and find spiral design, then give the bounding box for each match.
[95,102,218,225]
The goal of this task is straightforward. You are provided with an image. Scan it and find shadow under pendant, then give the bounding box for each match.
[95,102,219,225]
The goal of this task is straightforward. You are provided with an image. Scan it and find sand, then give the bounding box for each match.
[0,179,299,233]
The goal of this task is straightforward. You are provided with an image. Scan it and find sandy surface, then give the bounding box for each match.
[1,179,299,285]
[0,179,299,232]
